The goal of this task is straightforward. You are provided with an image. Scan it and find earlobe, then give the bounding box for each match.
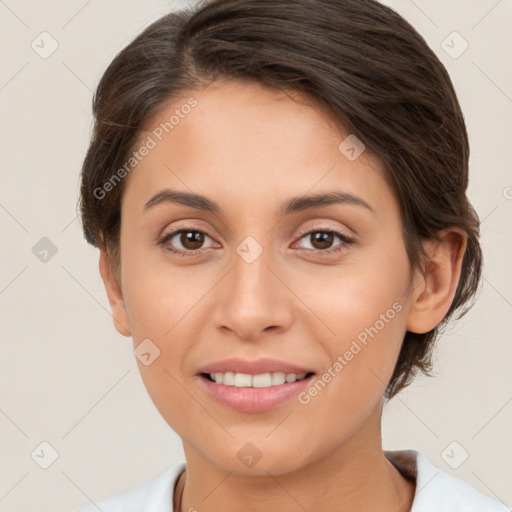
[99,249,132,337]
[406,228,467,334]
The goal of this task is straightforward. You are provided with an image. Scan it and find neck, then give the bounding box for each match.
[176,407,415,512]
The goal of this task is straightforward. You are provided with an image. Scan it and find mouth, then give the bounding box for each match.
[197,364,316,413]
[200,371,315,387]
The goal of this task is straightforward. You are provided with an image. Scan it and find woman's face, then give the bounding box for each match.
[112,79,417,475]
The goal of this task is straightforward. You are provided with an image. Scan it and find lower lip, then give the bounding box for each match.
[198,374,315,413]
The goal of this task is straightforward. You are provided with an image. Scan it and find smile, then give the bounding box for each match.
[203,371,313,388]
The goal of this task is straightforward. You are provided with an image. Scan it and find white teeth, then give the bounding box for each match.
[223,372,235,385]
[271,372,286,385]
[234,373,252,387]
[252,373,272,387]
[208,371,310,388]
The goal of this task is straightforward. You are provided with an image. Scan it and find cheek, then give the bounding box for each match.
[119,232,196,342]
[294,291,407,445]
[118,239,194,400]
[121,262,199,434]
[295,242,410,400]
[297,241,410,349]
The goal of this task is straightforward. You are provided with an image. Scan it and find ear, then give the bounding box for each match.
[406,228,467,334]
[99,249,131,337]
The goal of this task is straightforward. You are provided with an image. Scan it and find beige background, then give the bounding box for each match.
[0,1,510,511]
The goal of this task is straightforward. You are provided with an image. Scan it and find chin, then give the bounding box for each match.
[199,435,314,477]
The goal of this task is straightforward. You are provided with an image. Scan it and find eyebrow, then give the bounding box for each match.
[144,189,375,216]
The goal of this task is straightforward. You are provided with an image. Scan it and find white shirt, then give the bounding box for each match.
[71,449,509,511]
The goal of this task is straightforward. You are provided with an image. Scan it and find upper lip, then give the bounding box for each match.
[197,357,314,375]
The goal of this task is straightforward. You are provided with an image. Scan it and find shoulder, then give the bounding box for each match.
[385,449,509,512]
[69,462,185,512]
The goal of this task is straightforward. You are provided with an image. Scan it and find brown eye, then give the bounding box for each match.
[295,229,354,255]
[178,230,205,250]
[160,228,216,256]
[309,231,335,250]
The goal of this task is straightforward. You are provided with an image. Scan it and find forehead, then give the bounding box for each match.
[122,79,396,221]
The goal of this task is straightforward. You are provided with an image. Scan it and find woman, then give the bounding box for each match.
[72,0,507,510]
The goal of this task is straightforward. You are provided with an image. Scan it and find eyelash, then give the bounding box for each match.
[158,226,355,258]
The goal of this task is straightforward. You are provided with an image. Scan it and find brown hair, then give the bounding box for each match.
[79,0,482,399]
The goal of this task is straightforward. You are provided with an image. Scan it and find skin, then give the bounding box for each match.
[99,79,467,512]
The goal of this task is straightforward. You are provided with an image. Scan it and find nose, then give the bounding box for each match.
[213,243,294,342]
